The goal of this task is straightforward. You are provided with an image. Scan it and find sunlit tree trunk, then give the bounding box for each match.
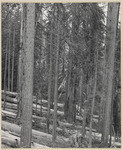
[20,3,35,148]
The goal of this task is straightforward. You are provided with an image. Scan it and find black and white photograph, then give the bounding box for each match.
[1,2,121,148]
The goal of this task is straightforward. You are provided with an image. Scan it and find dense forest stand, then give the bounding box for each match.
[2,2,121,148]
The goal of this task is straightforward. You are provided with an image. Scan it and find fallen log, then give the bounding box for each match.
[2,90,36,99]
[2,90,63,107]
[1,144,10,148]
[33,99,64,111]
[2,93,98,123]
[2,90,18,98]
[2,106,97,135]
[33,121,70,137]
[2,101,66,120]
[2,91,99,119]
[2,95,18,104]
[3,108,17,114]
[58,121,74,129]
[2,101,65,121]
[2,130,49,148]
[2,101,17,110]
[2,110,47,124]
[2,94,63,111]
[2,110,70,137]
[2,121,70,147]
[2,110,16,119]
[2,131,19,148]
[2,109,96,138]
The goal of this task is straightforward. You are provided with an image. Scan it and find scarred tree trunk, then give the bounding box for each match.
[20,3,35,148]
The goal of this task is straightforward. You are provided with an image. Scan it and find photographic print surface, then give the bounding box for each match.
[1,2,121,148]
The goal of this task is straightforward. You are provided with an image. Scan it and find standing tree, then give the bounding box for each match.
[11,27,15,92]
[3,38,8,110]
[52,3,61,145]
[8,13,11,91]
[101,3,120,147]
[47,5,55,133]
[20,3,35,148]
[16,4,24,122]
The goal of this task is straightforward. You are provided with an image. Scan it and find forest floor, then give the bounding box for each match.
[1,90,121,148]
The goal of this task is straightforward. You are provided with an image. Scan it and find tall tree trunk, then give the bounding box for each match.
[20,3,35,148]
[79,68,83,115]
[52,5,60,145]
[98,39,106,132]
[47,7,54,133]
[88,45,98,148]
[3,38,8,110]
[73,74,77,122]
[101,3,119,147]
[66,3,80,123]
[11,27,15,92]
[16,4,24,122]
[8,23,11,91]
[81,81,89,137]
[38,48,42,117]
[62,46,65,75]
[37,4,43,117]
[64,45,72,120]
[68,72,76,123]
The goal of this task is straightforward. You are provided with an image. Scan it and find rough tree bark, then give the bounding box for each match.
[52,4,60,145]
[20,3,35,148]
[98,43,106,132]
[47,5,54,133]
[101,3,119,147]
